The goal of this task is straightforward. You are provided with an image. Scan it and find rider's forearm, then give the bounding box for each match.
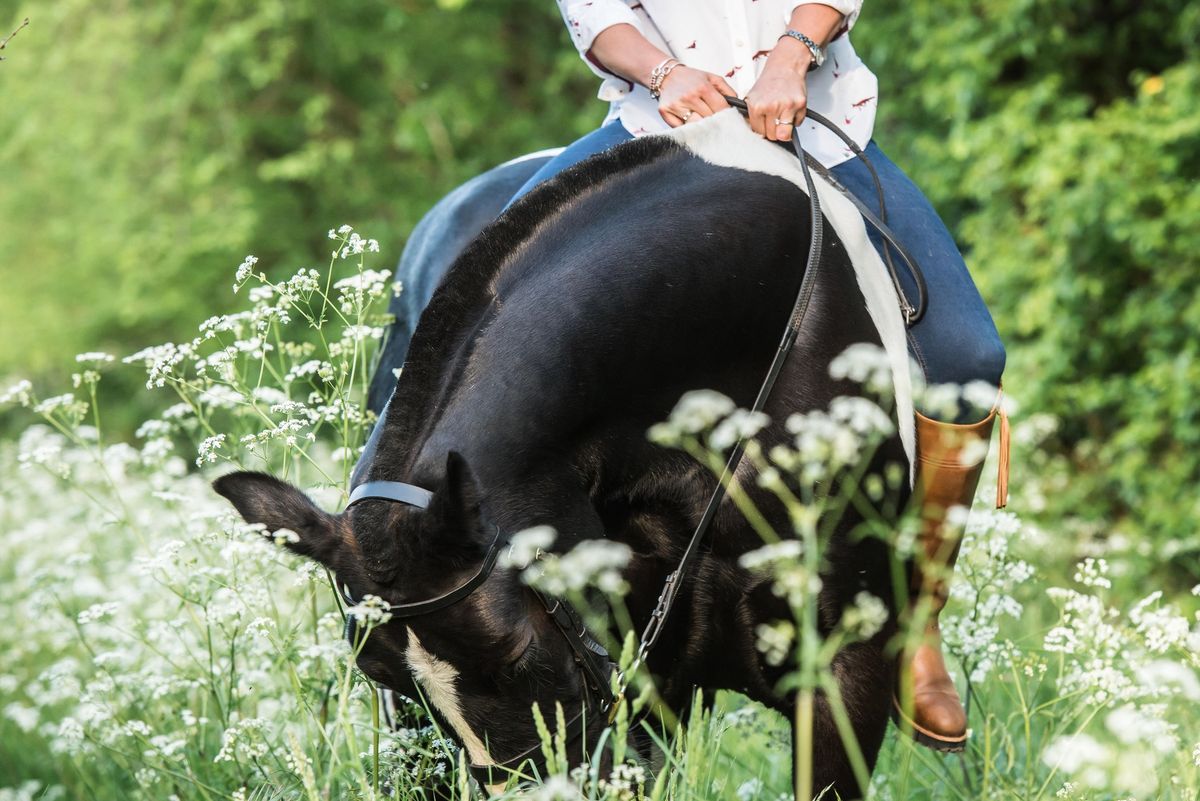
[773,4,846,71]
[587,23,674,89]
[788,3,848,45]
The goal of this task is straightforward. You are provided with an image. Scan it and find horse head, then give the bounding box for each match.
[214,451,611,783]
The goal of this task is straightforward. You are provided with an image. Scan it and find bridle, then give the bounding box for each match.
[340,105,926,790]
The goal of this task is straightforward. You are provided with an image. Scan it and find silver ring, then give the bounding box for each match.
[774,117,793,126]
[682,110,693,121]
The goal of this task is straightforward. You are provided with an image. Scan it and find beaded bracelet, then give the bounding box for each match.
[648,57,681,98]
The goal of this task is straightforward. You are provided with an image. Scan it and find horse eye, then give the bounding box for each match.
[501,639,542,681]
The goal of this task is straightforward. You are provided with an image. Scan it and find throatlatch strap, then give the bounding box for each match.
[995,399,1011,509]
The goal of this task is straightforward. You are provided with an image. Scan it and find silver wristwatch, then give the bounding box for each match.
[781,29,825,68]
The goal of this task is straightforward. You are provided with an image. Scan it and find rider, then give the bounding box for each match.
[526,1,1010,752]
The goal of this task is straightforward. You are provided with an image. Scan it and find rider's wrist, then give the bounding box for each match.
[778,29,824,70]
[772,36,815,73]
[648,57,681,98]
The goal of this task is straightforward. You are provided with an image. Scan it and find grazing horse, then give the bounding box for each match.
[215,110,916,798]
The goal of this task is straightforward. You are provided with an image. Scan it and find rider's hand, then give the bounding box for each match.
[745,37,813,142]
[657,66,735,127]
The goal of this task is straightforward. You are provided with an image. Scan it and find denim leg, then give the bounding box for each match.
[828,141,1006,421]
[504,120,636,209]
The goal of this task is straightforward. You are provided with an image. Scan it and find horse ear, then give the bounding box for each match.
[431,451,483,534]
[213,471,342,564]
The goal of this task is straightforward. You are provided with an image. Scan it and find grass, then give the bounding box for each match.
[0,229,1196,801]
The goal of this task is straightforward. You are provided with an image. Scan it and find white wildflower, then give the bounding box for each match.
[4,703,39,733]
[56,717,84,751]
[1104,704,1178,754]
[333,269,392,297]
[1074,557,1112,589]
[961,379,1003,414]
[74,351,115,365]
[523,538,631,596]
[283,268,322,296]
[916,382,963,421]
[739,540,802,571]
[272,528,300,547]
[122,719,152,738]
[246,617,275,641]
[500,526,557,570]
[708,408,770,451]
[1042,733,1111,782]
[736,778,764,801]
[77,602,119,625]
[648,390,736,445]
[161,402,193,420]
[786,408,864,477]
[531,775,583,801]
[195,434,226,466]
[842,591,889,639]
[1140,659,1200,701]
[341,324,384,342]
[0,379,33,406]
[828,342,894,395]
[214,718,270,763]
[346,594,393,627]
[247,285,275,303]
[754,621,794,666]
[829,395,894,437]
[234,255,259,288]
[32,393,78,415]
[123,341,193,388]
[739,540,820,609]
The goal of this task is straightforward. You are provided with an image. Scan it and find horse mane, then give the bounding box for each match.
[373,135,685,481]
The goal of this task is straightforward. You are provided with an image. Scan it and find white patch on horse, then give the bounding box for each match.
[667,109,918,477]
[405,629,495,770]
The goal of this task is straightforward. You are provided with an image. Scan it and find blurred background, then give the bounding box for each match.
[1,0,1197,587]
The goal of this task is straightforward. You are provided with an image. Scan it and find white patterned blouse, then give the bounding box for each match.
[555,0,876,169]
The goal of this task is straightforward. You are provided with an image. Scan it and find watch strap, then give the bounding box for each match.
[781,29,825,68]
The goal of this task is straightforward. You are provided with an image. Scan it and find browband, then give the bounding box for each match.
[347,480,434,509]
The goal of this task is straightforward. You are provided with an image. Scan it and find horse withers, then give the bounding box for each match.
[214,110,915,798]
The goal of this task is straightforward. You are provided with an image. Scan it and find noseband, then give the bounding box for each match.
[343,480,617,788]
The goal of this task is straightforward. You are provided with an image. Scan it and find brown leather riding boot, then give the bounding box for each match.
[892,398,1010,753]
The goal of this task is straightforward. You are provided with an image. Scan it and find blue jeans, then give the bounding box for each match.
[507,121,1006,422]
[505,121,638,208]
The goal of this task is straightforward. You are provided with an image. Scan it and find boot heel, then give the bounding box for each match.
[890,694,968,753]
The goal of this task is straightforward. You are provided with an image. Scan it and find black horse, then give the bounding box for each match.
[215,112,912,798]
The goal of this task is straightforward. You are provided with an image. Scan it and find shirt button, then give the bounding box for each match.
[735,38,745,47]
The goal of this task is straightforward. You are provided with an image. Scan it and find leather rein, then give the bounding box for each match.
[342,104,926,788]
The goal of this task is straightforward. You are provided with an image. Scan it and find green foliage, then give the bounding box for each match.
[0,0,595,430]
[856,1,1200,580]
[3,0,1197,565]
[4,0,1196,563]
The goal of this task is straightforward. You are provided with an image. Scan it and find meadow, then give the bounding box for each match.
[1,2,1198,799]
[1,230,1197,800]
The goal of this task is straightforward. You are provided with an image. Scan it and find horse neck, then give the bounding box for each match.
[364,138,883,544]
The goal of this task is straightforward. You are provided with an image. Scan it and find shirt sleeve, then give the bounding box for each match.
[786,1,863,34]
[555,0,644,78]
